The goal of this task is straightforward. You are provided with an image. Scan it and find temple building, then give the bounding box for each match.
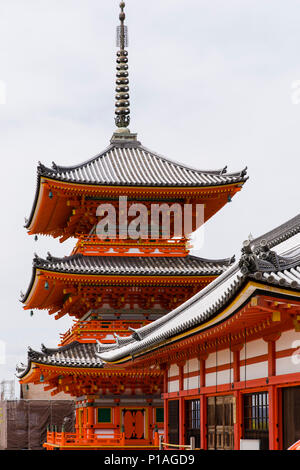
[17,3,248,450]
[98,214,300,450]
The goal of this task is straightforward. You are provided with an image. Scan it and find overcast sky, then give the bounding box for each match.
[0,0,299,392]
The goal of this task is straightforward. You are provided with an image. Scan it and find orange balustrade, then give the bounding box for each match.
[72,235,189,257]
[59,319,150,346]
[43,431,161,450]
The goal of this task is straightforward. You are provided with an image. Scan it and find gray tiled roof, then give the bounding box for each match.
[37,139,248,188]
[16,342,103,378]
[32,253,233,277]
[250,214,300,250]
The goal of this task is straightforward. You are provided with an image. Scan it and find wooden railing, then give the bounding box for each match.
[159,436,197,450]
[59,319,149,346]
[44,431,160,449]
[72,235,188,257]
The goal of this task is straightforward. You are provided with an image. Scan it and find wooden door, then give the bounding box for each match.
[282,387,300,449]
[122,409,145,440]
[168,400,179,445]
[207,396,234,450]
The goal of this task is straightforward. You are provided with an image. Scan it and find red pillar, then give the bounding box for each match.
[164,398,168,445]
[86,403,95,441]
[199,354,207,450]
[200,358,206,388]
[178,363,185,447]
[231,344,243,449]
[234,390,242,450]
[179,397,185,447]
[268,341,276,377]
[200,394,206,450]
[269,385,279,450]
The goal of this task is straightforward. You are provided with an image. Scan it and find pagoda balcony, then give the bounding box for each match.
[59,319,150,346]
[72,235,190,257]
[44,429,160,450]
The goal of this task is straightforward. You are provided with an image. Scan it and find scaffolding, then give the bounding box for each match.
[0,380,15,401]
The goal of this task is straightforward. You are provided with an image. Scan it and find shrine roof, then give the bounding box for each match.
[16,341,103,379]
[36,137,248,189]
[96,213,300,363]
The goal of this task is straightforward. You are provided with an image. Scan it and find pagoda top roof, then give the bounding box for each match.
[16,341,103,379]
[37,133,248,189]
[25,133,248,236]
[95,213,300,363]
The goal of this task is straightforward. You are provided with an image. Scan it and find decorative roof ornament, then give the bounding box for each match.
[115,2,130,129]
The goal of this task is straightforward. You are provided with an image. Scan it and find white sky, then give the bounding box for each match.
[0,0,299,391]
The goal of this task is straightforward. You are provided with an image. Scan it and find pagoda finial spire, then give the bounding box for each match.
[115,2,130,129]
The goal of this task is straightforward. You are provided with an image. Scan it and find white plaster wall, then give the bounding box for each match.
[276,330,300,352]
[184,376,199,391]
[276,356,300,375]
[216,368,233,385]
[168,380,179,393]
[206,352,216,368]
[240,361,268,381]
[240,338,267,361]
[184,358,199,373]
[215,348,232,367]
[206,372,217,387]
[168,364,179,378]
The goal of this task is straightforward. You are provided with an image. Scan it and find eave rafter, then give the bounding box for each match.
[21,363,163,397]
[28,176,245,239]
[24,270,211,320]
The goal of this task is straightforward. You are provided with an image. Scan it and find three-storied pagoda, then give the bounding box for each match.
[17,3,247,450]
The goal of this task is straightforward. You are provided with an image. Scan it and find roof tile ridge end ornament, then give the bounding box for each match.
[139,143,247,178]
[37,161,53,175]
[238,237,300,276]
[27,346,42,361]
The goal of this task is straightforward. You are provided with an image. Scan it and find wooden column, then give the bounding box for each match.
[178,362,185,447]
[200,357,206,388]
[263,333,281,378]
[147,401,153,444]
[231,343,243,384]
[269,385,279,450]
[199,354,208,449]
[200,394,206,450]
[231,344,243,449]
[114,399,120,437]
[164,397,168,445]
[234,390,242,450]
[161,363,169,443]
[86,404,95,440]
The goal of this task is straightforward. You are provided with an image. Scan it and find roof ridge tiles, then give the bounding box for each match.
[251,213,300,250]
